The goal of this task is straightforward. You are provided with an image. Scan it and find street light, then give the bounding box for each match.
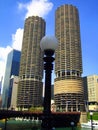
[40,36,58,130]
[90,112,93,130]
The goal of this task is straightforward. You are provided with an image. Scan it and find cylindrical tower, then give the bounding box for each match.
[54,5,85,111]
[17,16,46,109]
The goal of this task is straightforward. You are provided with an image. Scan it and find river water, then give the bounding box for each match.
[56,127,91,130]
[0,119,91,130]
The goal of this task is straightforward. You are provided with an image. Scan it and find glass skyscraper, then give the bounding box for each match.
[0,77,3,95]
[54,5,85,112]
[2,49,21,108]
[0,77,3,107]
[17,16,46,109]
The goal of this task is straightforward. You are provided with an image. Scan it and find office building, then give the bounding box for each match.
[51,84,54,100]
[82,77,88,111]
[17,16,46,109]
[2,49,21,108]
[0,77,3,107]
[83,75,98,111]
[0,76,3,95]
[54,5,85,112]
[10,76,19,110]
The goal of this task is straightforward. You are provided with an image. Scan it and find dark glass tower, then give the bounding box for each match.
[17,16,45,109]
[0,77,3,95]
[2,49,21,108]
[54,5,85,111]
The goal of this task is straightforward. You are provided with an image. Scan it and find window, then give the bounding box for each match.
[97,79,98,83]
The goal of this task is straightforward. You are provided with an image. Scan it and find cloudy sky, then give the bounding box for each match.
[0,0,98,81]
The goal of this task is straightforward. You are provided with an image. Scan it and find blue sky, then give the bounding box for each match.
[0,0,98,80]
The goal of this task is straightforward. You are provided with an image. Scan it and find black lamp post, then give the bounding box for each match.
[40,36,58,130]
[90,112,93,130]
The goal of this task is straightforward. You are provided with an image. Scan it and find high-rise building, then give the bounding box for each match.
[10,75,19,110]
[82,76,88,110]
[2,49,21,108]
[17,16,46,109]
[83,75,98,111]
[0,76,3,95]
[54,5,85,112]
[0,76,3,107]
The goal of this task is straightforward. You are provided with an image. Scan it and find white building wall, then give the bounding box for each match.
[10,76,19,110]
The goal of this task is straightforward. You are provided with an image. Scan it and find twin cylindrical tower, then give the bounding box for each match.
[54,5,85,111]
[17,5,85,112]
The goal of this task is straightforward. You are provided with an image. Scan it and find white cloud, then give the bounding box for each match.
[12,28,23,51]
[0,28,23,79]
[0,0,53,80]
[0,46,12,79]
[18,0,53,18]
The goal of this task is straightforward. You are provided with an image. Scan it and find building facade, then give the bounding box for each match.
[10,76,19,110]
[82,76,88,111]
[17,16,46,109]
[54,5,85,112]
[0,76,3,95]
[0,77,3,107]
[84,75,98,111]
[2,49,21,108]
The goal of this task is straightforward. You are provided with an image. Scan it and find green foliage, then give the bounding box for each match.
[29,106,43,112]
[87,112,98,120]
